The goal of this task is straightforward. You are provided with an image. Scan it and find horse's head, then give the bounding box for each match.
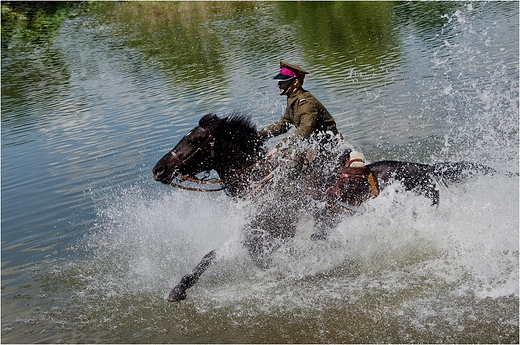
[152,113,264,184]
[152,114,221,183]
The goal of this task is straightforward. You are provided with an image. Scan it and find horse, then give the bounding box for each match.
[153,112,491,301]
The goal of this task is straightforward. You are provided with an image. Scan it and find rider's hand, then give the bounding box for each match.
[266,148,278,158]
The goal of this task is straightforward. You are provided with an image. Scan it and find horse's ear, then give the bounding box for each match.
[199,114,220,128]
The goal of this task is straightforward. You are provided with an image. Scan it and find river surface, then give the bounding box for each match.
[1,2,518,343]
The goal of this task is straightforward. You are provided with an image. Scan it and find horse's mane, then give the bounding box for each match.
[210,112,264,157]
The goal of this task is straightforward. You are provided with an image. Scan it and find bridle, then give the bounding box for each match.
[169,126,216,168]
[167,126,226,192]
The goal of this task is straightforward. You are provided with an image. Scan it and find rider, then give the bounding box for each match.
[258,61,350,238]
[257,60,341,144]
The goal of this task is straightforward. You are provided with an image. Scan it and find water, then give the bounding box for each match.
[2,2,518,343]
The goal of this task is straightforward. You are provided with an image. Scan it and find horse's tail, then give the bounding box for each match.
[429,162,497,185]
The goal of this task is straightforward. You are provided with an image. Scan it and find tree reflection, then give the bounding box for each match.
[94,2,258,85]
[277,2,398,68]
[85,2,468,93]
[1,1,74,47]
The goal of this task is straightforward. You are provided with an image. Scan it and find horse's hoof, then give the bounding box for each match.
[167,286,187,302]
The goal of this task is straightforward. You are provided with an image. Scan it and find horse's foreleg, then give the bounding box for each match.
[167,250,216,302]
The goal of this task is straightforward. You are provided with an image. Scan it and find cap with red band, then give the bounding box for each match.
[273,60,309,81]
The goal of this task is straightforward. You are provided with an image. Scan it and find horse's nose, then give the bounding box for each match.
[152,165,165,180]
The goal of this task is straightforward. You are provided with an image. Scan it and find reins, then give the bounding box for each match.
[175,173,226,185]
[169,181,227,192]
[168,172,227,192]
[169,157,272,193]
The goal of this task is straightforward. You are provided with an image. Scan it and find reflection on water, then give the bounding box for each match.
[1,1,518,343]
[99,2,228,83]
[1,1,74,47]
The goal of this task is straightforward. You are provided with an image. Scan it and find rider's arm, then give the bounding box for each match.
[257,110,293,139]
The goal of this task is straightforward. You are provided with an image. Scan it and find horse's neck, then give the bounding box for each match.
[215,151,268,199]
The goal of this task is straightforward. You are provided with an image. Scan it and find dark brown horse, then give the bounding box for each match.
[153,113,490,301]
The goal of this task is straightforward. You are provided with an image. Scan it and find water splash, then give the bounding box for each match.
[6,3,516,343]
[432,3,519,170]
[53,151,517,342]
[53,2,519,336]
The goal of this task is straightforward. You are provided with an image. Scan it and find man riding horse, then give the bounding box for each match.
[258,60,364,239]
[258,60,341,144]
[152,61,497,301]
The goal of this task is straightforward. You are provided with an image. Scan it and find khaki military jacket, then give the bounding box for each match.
[259,88,338,139]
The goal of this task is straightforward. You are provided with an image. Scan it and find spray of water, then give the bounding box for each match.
[41,4,517,342]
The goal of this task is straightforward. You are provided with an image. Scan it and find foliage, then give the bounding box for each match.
[1,1,75,47]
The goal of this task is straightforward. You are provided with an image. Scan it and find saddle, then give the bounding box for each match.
[326,151,379,207]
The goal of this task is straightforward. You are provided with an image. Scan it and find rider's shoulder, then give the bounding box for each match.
[296,89,317,106]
